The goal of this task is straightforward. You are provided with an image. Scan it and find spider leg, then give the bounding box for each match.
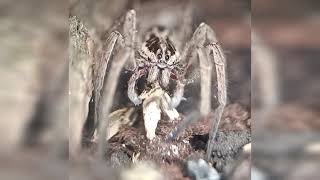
[166,23,227,162]
[197,47,213,116]
[79,31,119,156]
[194,24,227,161]
[171,1,193,52]
[97,47,132,158]
[167,23,213,137]
[128,68,146,105]
[170,79,185,108]
[123,10,137,71]
[94,31,121,119]
[96,10,137,159]
[179,22,217,114]
[147,66,160,84]
[205,42,227,161]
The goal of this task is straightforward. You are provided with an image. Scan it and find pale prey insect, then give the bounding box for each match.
[96,9,227,161]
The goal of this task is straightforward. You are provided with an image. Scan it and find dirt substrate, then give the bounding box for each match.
[89,103,252,179]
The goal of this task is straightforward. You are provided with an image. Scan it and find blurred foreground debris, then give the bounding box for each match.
[69,15,93,156]
[0,0,68,180]
[187,159,220,180]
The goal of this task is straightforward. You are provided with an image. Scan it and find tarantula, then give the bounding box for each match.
[96,9,226,160]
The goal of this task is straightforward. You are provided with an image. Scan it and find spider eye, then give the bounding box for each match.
[165,55,170,60]
[157,54,162,59]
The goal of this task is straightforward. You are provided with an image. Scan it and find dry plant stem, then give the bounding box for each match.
[206,43,227,161]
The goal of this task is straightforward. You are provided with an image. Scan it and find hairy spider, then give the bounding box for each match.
[97,9,226,161]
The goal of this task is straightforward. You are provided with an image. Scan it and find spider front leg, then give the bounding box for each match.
[204,42,227,161]
[96,10,137,158]
[167,23,227,161]
[194,24,227,161]
[190,23,227,161]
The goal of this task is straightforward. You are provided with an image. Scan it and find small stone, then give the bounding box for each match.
[171,144,179,156]
[187,159,220,180]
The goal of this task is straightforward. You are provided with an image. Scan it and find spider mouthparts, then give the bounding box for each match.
[157,63,167,69]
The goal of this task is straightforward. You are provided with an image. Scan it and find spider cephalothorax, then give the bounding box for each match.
[128,26,184,109]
